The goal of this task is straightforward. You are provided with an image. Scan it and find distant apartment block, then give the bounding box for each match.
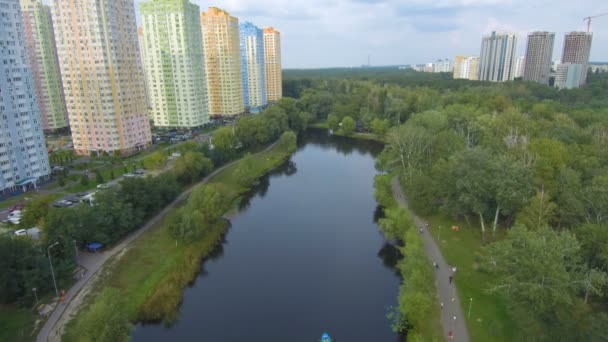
[479,32,518,82]
[433,59,454,73]
[201,7,244,117]
[523,32,555,85]
[263,27,282,102]
[554,63,583,89]
[52,0,152,155]
[0,0,51,192]
[513,56,526,79]
[239,22,267,113]
[140,0,209,128]
[20,0,68,132]
[453,56,479,80]
[561,32,593,87]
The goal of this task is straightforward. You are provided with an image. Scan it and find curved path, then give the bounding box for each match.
[391,177,470,342]
[37,142,278,342]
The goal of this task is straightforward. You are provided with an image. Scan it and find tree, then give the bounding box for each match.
[143,151,167,170]
[327,114,340,131]
[213,127,237,152]
[278,131,297,154]
[95,170,104,184]
[19,195,55,228]
[371,118,389,136]
[340,116,355,135]
[76,288,132,342]
[80,174,89,187]
[516,190,557,230]
[172,152,213,185]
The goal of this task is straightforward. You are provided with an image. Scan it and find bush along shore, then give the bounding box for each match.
[374,174,440,341]
[61,131,297,341]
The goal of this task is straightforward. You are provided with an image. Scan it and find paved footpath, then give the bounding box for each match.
[391,177,470,342]
[37,141,278,342]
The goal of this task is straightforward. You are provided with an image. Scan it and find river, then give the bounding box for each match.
[131,130,402,342]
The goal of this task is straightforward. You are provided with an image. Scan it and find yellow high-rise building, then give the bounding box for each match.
[263,27,282,102]
[52,0,151,155]
[201,7,244,117]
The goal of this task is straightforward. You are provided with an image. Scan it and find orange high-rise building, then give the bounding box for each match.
[263,27,282,102]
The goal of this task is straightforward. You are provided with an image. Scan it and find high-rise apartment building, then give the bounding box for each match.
[263,27,282,102]
[201,7,243,117]
[523,32,555,85]
[479,32,518,82]
[52,0,151,155]
[19,0,68,133]
[239,22,267,113]
[555,63,583,89]
[433,59,454,73]
[561,32,592,86]
[513,56,526,79]
[453,56,479,80]
[0,0,50,192]
[140,0,208,128]
[137,26,150,109]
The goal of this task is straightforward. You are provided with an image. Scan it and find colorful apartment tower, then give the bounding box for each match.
[201,7,243,117]
[140,0,208,128]
[0,0,51,193]
[263,27,282,102]
[19,0,68,133]
[51,0,152,155]
[239,22,267,113]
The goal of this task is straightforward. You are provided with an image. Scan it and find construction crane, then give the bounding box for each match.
[583,12,608,33]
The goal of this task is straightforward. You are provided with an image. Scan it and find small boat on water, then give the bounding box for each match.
[321,332,332,342]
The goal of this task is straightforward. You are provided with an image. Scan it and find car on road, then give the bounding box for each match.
[53,200,74,208]
[123,173,136,178]
[13,229,27,236]
[97,183,111,189]
[133,169,145,176]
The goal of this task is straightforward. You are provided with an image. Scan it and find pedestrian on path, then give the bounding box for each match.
[451,297,455,302]
[448,330,453,340]
[449,275,453,284]
[441,302,444,309]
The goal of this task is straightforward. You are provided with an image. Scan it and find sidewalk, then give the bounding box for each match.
[391,177,470,342]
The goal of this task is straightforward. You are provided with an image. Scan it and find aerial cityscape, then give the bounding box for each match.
[1,0,607,341]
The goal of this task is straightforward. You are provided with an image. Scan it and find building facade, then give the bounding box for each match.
[52,0,151,155]
[555,63,583,89]
[561,32,592,86]
[140,0,208,128]
[433,59,454,73]
[523,31,555,85]
[239,22,267,113]
[263,27,282,102]
[512,56,526,79]
[0,0,51,192]
[479,32,518,82]
[201,7,243,117]
[19,0,68,132]
[453,56,479,80]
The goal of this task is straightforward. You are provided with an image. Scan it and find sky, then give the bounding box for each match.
[131,0,608,68]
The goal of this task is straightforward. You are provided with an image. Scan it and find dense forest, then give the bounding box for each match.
[284,67,608,340]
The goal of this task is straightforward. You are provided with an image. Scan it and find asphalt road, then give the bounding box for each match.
[391,177,470,342]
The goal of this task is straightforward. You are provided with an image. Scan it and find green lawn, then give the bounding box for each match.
[425,215,514,342]
[0,305,35,342]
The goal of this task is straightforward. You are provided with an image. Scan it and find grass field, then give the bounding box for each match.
[425,215,514,342]
[61,139,294,341]
[0,305,35,342]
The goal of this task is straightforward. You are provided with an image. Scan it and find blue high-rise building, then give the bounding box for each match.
[0,0,50,194]
[239,22,267,113]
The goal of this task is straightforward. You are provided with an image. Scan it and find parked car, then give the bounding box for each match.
[97,183,110,189]
[53,200,73,208]
[123,173,135,178]
[13,229,27,237]
[133,169,145,176]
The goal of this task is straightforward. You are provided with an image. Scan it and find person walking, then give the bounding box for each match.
[440,302,444,309]
[449,275,453,284]
[448,330,453,340]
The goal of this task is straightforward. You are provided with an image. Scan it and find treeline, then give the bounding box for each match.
[374,174,435,340]
[0,104,306,307]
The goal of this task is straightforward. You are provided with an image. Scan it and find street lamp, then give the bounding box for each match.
[47,242,60,298]
[468,297,473,318]
[437,225,442,241]
[32,288,38,306]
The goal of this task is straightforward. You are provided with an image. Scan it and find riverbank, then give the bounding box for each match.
[310,122,386,143]
[59,135,296,341]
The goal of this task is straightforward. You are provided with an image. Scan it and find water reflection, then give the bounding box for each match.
[300,128,384,157]
[238,160,298,211]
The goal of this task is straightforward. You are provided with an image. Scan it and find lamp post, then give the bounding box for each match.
[32,288,38,306]
[47,242,59,298]
[437,225,442,242]
[468,297,473,319]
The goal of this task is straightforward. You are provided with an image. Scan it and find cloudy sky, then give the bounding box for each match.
[47,0,608,68]
[135,0,608,68]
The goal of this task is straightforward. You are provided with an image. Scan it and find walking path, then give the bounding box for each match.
[391,177,470,342]
[37,141,278,342]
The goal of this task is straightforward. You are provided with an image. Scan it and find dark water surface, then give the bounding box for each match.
[132,130,401,342]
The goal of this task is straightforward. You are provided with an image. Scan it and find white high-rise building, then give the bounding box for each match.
[513,56,526,79]
[523,31,555,85]
[555,63,583,89]
[239,22,267,113]
[0,0,51,193]
[52,0,152,155]
[479,32,518,82]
